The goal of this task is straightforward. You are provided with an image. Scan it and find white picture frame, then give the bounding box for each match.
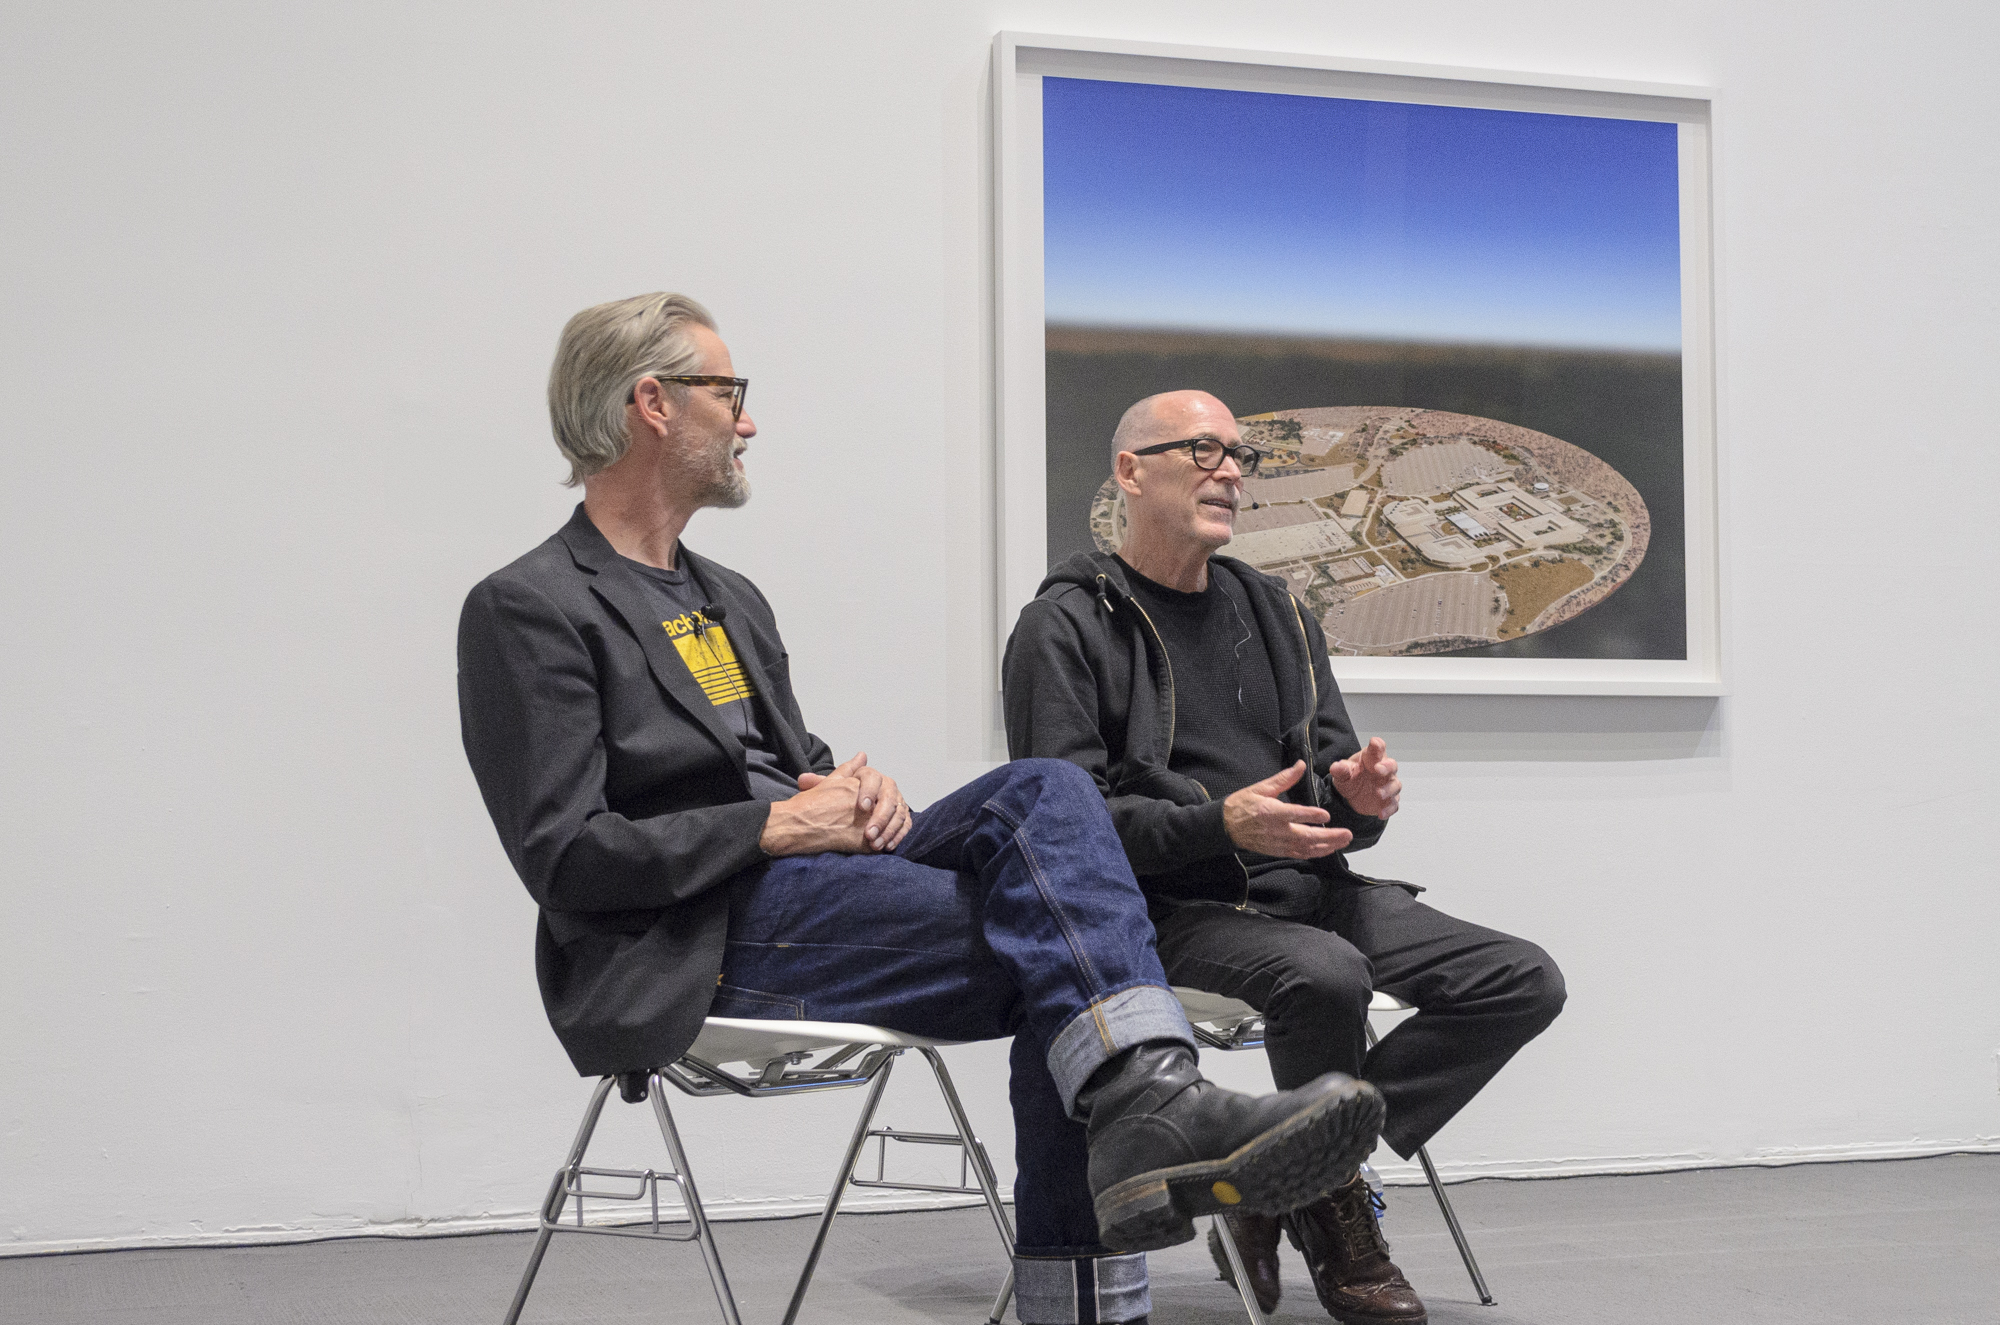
[992,32,1722,696]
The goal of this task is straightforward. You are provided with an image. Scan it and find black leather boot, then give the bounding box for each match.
[1078,1043,1384,1253]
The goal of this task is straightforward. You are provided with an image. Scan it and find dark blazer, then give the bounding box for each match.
[457,504,833,1076]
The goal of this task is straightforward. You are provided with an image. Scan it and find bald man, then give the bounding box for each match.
[1002,391,1567,1325]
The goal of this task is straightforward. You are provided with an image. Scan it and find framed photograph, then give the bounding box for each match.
[992,33,1722,695]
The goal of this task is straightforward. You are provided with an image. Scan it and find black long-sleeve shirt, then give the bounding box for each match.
[1114,556,1288,804]
[1116,557,1328,916]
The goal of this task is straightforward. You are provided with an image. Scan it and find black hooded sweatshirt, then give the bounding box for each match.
[1003,550,1393,913]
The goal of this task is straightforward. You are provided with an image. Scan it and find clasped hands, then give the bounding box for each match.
[758,751,913,857]
[1222,737,1401,860]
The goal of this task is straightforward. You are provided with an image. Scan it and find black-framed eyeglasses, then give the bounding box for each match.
[630,374,749,421]
[1129,436,1267,476]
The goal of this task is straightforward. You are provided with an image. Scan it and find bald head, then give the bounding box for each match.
[1110,390,1234,465]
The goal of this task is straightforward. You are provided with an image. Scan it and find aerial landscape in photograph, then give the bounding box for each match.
[1088,405,1649,655]
[1042,74,1688,660]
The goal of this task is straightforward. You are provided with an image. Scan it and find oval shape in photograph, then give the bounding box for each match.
[1090,406,1651,656]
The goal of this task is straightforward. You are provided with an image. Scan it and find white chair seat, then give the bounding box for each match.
[689,1017,960,1069]
[1171,985,1409,1025]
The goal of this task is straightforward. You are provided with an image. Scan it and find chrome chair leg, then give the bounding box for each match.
[779,1045,1019,1325]
[502,1076,617,1325]
[780,1052,901,1325]
[1365,1018,1495,1305]
[917,1047,1017,1251]
[918,1046,1019,1324]
[985,1268,1014,1325]
[1211,1212,1269,1325]
[649,1072,745,1325]
[1415,1142,1493,1305]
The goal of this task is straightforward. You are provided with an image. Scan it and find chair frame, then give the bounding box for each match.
[502,1032,1015,1325]
[1182,991,1497,1316]
[502,997,1494,1325]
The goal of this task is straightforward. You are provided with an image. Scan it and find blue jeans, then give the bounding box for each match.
[718,758,1192,1267]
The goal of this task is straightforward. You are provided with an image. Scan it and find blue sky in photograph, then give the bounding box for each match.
[1043,78,1682,352]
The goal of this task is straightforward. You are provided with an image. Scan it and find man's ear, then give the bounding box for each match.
[1113,450,1143,497]
[629,376,677,436]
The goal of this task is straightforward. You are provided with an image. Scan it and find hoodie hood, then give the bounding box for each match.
[1037,548,1267,609]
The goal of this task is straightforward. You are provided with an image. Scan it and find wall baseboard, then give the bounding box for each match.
[1368,1136,2000,1186]
[7,1139,1996,1259]
[0,1188,1003,1260]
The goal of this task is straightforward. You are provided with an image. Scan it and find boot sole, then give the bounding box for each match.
[1095,1078,1385,1253]
[1332,1308,1427,1325]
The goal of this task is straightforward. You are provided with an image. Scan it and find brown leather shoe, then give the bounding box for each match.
[1206,1210,1283,1313]
[1284,1177,1428,1324]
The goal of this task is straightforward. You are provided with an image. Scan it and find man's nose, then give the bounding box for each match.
[737,410,758,438]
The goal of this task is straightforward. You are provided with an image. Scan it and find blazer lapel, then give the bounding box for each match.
[739,646,814,776]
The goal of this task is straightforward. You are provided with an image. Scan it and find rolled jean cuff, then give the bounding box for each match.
[1047,982,1195,1116]
[1013,1252,1150,1325]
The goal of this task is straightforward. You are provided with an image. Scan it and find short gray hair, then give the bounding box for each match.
[547,292,716,486]
[1113,393,1175,467]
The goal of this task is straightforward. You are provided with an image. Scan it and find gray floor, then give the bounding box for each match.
[4,1156,1996,1324]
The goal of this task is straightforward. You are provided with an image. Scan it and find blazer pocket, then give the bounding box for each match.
[1346,868,1426,896]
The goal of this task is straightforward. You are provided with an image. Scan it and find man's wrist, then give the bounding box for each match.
[756,801,792,856]
[1211,797,1254,854]
[1323,785,1375,828]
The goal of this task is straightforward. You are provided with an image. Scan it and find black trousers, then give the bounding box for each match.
[1152,878,1566,1158]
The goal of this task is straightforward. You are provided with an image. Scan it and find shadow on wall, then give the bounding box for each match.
[1345,694,1723,762]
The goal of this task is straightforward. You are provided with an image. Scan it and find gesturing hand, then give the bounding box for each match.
[1223,761,1354,860]
[793,751,912,853]
[1327,737,1401,819]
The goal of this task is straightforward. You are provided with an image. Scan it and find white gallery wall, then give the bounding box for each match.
[2,0,1995,1254]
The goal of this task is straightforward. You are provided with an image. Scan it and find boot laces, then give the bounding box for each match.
[1333,1182,1391,1259]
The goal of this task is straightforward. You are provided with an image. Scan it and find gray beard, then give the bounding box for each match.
[704,471,751,509]
[675,428,750,509]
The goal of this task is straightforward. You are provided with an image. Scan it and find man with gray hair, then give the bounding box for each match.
[1003,390,1567,1325]
[458,297,1389,1325]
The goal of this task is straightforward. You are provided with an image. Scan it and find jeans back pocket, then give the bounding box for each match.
[710,982,807,1020]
